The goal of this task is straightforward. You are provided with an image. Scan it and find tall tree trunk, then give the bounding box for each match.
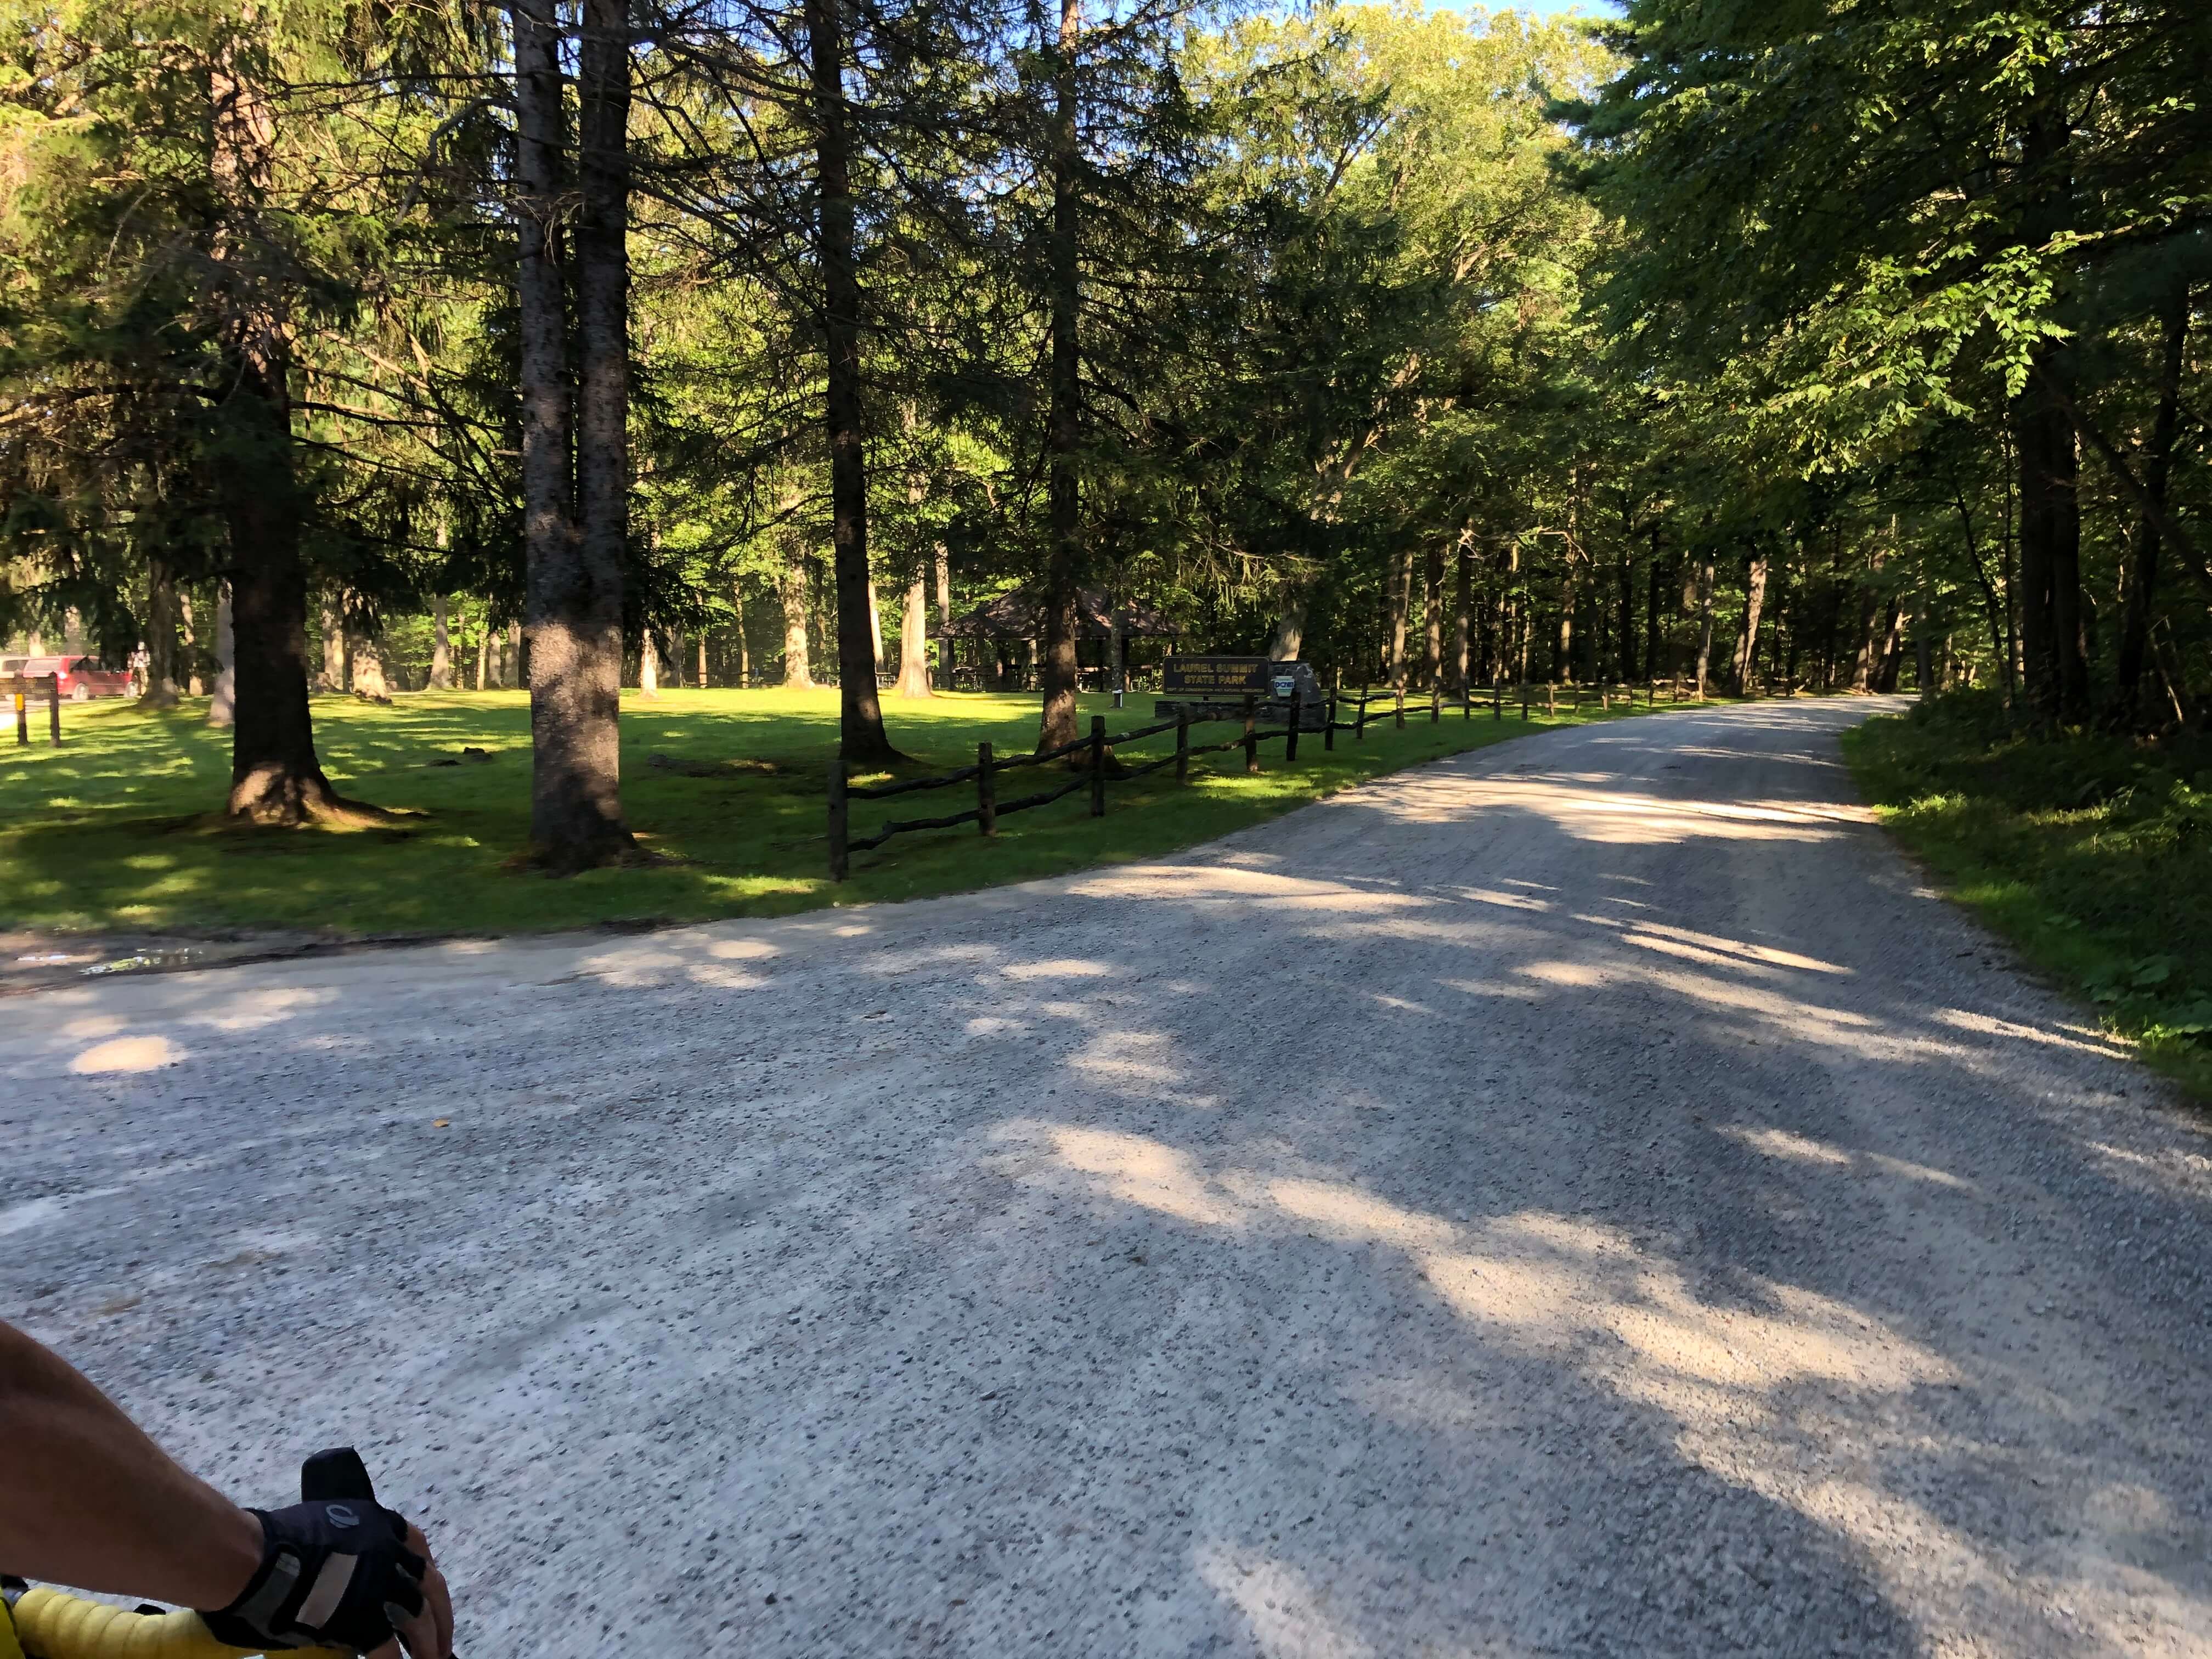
[206,586,236,729]
[732,584,749,686]
[519,0,635,867]
[2012,115,2089,724]
[140,560,182,707]
[1734,551,1768,691]
[1874,602,1906,693]
[1553,557,1576,684]
[1424,543,1444,689]
[2116,283,2190,720]
[431,595,452,690]
[898,565,933,697]
[1036,0,1084,752]
[1643,526,1663,681]
[475,619,489,691]
[351,629,389,699]
[1692,553,1716,698]
[1454,537,1472,692]
[781,535,814,687]
[1388,545,1413,691]
[934,544,952,689]
[697,630,709,689]
[1617,528,1637,681]
[807,0,897,761]
[318,595,347,691]
[1267,584,1306,660]
[180,590,205,695]
[209,44,345,821]
[639,631,660,697]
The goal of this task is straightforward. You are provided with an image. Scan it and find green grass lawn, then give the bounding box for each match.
[0,683,1656,939]
[1845,691,2212,1102]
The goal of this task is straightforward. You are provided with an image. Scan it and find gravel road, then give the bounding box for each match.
[7,697,2211,1657]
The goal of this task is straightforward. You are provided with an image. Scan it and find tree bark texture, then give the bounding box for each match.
[140,560,182,707]
[1424,543,1444,690]
[1734,552,1768,691]
[898,567,933,697]
[781,537,814,687]
[1692,554,1716,698]
[207,43,343,821]
[516,0,634,868]
[1036,0,1084,752]
[206,586,236,729]
[431,595,452,690]
[1389,545,1413,691]
[1454,539,1472,693]
[808,0,897,760]
[2116,283,2190,718]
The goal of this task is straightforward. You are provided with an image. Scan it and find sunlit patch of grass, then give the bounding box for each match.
[1846,690,2212,1103]
[0,683,1668,940]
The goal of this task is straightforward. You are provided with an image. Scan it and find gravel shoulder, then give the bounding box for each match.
[5,696,2210,1657]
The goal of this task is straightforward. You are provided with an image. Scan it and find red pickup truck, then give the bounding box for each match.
[0,654,136,699]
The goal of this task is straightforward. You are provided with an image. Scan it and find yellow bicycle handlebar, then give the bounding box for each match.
[7,1586,343,1659]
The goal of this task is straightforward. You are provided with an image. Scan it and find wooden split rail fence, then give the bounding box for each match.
[826,674,1708,879]
[2,675,61,747]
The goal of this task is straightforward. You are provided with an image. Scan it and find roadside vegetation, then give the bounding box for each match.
[0,689,1658,938]
[1848,692,2212,1101]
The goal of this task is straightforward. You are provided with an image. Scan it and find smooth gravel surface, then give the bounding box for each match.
[7,697,2211,1657]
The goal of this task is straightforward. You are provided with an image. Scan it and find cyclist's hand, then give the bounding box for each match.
[369,1521,453,1659]
[199,1500,452,1656]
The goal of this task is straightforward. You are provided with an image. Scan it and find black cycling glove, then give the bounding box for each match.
[200,1497,426,1654]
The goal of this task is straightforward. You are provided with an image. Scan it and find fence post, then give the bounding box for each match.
[1323,691,1336,751]
[1285,686,1302,763]
[46,675,59,746]
[1394,687,1406,729]
[1429,684,1440,723]
[1355,686,1367,742]
[1175,710,1189,782]
[13,687,25,748]
[1090,715,1107,815]
[977,741,996,835]
[1463,685,1471,720]
[1493,679,1503,720]
[827,748,849,882]
[1547,682,1556,717]
[1243,695,1260,774]
[1520,682,1530,721]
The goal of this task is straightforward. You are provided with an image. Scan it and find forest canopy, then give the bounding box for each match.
[2,0,2204,868]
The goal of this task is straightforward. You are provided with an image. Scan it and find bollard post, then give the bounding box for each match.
[1463,686,1472,720]
[1090,715,1107,815]
[1243,695,1260,775]
[13,689,25,747]
[1493,679,1503,720]
[1547,681,1556,717]
[1395,687,1405,730]
[977,741,996,834]
[1324,692,1336,751]
[1430,684,1440,724]
[1520,682,1530,721]
[1286,686,1302,763]
[1175,710,1189,783]
[827,748,849,882]
[47,675,59,746]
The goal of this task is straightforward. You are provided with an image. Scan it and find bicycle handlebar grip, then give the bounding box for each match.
[9,1588,341,1659]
